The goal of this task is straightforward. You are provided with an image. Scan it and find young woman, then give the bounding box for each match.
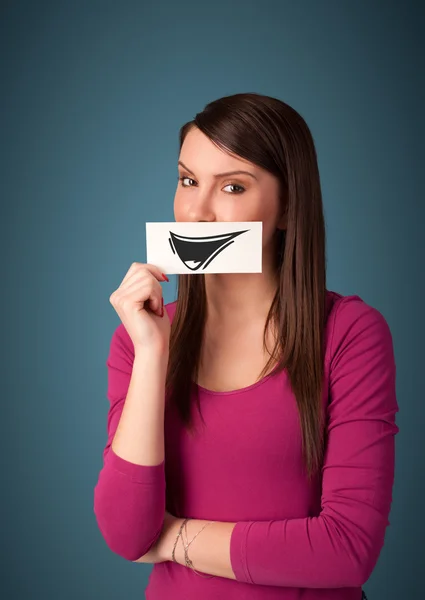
[94,93,398,600]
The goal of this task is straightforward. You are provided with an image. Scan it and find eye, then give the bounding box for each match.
[178,175,246,194]
[223,183,245,194]
[178,176,196,187]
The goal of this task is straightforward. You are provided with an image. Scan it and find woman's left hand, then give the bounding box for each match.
[132,510,179,564]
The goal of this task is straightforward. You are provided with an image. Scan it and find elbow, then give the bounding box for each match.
[321,512,386,588]
[340,546,381,588]
[344,565,373,589]
[94,507,164,561]
[93,482,165,562]
[107,527,164,562]
[322,557,375,588]
[354,552,380,588]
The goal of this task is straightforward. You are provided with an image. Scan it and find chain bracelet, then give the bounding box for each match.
[182,518,216,578]
[171,518,187,563]
[171,517,216,579]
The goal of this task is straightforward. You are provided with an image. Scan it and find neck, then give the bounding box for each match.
[204,259,279,324]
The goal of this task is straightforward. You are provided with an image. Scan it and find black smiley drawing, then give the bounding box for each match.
[168,229,250,271]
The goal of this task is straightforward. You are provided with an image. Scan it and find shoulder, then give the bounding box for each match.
[325,289,395,369]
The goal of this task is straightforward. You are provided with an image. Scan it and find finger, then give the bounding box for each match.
[118,262,140,287]
[119,271,163,304]
[119,268,164,293]
[120,263,167,288]
[144,263,169,281]
[117,279,163,316]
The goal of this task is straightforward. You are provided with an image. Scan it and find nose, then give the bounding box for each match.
[185,194,216,222]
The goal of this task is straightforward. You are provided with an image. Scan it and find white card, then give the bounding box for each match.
[146,221,263,274]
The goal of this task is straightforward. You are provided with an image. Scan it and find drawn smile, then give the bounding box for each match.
[168,229,249,271]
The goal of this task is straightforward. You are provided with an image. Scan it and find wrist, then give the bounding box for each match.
[133,348,169,376]
[134,345,169,362]
[164,517,185,563]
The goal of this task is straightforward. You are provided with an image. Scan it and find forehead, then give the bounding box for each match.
[179,127,257,172]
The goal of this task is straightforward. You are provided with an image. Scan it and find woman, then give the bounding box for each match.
[94,93,398,600]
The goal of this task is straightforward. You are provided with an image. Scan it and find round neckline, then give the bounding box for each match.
[192,363,282,397]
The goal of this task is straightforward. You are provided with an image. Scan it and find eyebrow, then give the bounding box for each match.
[178,160,258,181]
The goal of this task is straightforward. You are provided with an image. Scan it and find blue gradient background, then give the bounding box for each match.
[2,1,423,598]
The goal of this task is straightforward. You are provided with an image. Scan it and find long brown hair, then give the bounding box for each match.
[165,92,327,481]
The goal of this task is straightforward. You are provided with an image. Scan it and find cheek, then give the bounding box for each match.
[238,201,276,227]
[254,203,282,243]
[224,199,259,221]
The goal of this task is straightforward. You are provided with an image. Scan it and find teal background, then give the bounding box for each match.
[2,0,423,598]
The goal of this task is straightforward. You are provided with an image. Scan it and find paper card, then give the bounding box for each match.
[146,221,263,274]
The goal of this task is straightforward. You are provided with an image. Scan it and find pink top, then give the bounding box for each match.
[94,290,399,599]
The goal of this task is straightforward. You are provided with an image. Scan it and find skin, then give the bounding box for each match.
[175,126,287,390]
[133,126,288,577]
[174,125,287,323]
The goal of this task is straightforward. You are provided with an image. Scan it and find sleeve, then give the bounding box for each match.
[230,297,399,588]
[93,323,166,561]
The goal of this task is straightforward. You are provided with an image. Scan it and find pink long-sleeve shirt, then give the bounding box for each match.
[93,289,399,599]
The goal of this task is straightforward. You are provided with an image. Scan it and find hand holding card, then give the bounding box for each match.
[109,263,170,353]
[146,221,263,275]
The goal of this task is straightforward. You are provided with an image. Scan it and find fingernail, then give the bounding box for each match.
[162,273,169,282]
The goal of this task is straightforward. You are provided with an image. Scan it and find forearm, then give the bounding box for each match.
[166,517,237,580]
[111,348,168,466]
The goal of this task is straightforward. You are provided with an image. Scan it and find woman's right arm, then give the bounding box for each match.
[93,263,171,561]
[111,346,168,467]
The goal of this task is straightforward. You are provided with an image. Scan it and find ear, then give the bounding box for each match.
[277,208,287,230]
